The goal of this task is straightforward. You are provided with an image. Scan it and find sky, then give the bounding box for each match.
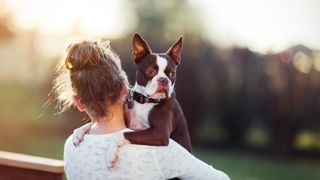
[3,0,320,53]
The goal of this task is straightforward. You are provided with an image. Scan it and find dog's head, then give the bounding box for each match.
[131,33,182,99]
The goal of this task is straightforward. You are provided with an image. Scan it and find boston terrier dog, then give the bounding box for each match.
[123,33,192,152]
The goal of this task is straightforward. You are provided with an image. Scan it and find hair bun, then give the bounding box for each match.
[64,40,108,71]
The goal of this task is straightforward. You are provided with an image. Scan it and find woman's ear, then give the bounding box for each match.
[119,84,129,103]
[72,96,86,111]
[121,84,129,97]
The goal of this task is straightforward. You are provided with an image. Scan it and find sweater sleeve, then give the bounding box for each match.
[153,139,230,180]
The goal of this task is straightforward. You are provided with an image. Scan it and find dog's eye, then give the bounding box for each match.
[146,68,157,77]
[168,71,176,78]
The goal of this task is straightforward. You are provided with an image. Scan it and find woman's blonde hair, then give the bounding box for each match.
[53,39,128,117]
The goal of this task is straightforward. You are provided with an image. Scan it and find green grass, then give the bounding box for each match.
[195,149,320,180]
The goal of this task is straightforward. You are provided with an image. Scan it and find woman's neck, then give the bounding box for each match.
[88,102,126,134]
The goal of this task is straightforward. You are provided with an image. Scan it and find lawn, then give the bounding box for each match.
[195,149,320,180]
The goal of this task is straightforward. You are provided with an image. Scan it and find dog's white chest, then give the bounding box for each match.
[130,102,155,130]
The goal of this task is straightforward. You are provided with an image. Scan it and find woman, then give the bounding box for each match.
[54,39,230,180]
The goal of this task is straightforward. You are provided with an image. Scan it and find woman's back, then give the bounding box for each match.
[64,128,229,180]
[64,128,161,179]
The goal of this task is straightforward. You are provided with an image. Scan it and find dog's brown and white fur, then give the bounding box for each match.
[123,33,192,152]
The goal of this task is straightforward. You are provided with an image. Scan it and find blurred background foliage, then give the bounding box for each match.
[0,0,320,179]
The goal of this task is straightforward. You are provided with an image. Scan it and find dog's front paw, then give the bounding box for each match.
[72,122,92,146]
[108,153,120,169]
[106,142,119,169]
[107,136,131,169]
[118,136,131,147]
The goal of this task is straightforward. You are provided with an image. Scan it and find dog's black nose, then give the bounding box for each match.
[158,77,169,85]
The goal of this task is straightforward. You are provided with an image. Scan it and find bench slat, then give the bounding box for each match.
[0,151,64,173]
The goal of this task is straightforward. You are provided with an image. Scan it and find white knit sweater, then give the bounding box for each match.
[64,128,230,180]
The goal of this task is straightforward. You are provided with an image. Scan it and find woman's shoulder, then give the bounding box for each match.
[63,130,186,161]
[65,128,132,144]
[120,139,188,163]
[64,128,147,154]
[64,134,74,150]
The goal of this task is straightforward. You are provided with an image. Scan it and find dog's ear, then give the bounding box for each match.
[166,36,182,65]
[132,33,152,63]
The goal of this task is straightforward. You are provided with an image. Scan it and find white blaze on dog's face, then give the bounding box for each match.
[143,55,173,98]
[131,33,182,99]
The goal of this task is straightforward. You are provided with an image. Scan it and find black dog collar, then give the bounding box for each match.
[132,91,165,104]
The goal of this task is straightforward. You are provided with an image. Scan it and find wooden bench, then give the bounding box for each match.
[0,151,64,180]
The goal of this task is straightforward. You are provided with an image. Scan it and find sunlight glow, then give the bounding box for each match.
[190,0,320,53]
[293,51,312,74]
[5,0,136,37]
[312,52,320,72]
